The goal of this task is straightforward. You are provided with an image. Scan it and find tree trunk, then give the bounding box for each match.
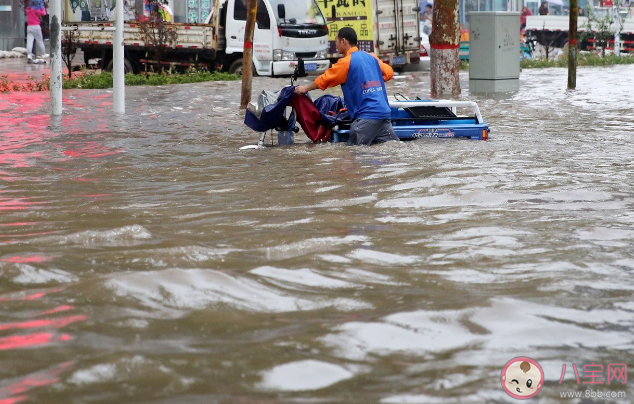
[240,0,257,110]
[567,0,578,90]
[429,0,461,98]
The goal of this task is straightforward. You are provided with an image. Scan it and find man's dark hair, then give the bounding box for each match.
[337,27,358,46]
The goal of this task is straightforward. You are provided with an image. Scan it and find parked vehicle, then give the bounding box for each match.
[319,0,421,68]
[525,15,588,49]
[419,23,430,69]
[581,7,634,53]
[525,8,634,53]
[63,0,331,76]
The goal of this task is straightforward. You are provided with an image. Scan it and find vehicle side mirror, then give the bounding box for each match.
[277,4,285,20]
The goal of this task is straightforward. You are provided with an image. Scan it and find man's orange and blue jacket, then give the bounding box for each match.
[314,47,394,121]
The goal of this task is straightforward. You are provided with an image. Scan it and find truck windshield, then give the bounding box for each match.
[270,0,326,25]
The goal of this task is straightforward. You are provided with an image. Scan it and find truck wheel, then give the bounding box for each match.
[105,58,136,74]
[228,58,256,76]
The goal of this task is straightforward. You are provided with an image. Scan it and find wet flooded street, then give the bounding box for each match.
[1,65,634,403]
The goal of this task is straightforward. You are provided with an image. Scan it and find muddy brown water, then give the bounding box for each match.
[1,66,633,403]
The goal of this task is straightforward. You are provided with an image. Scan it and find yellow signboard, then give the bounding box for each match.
[318,0,375,54]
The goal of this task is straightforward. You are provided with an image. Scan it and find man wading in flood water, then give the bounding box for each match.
[294,27,399,146]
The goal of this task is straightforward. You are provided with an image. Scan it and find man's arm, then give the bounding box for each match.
[294,55,351,95]
[294,81,319,95]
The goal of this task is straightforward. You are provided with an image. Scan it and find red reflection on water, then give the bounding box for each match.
[0,92,48,114]
[0,255,52,264]
[0,170,24,182]
[62,143,124,159]
[7,377,56,396]
[0,222,38,227]
[0,315,87,332]
[0,332,72,350]
[39,305,74,315]
[0,231,59,245]
[0,152,42,168]
[0,289,60,302]
[0,91,124,169]
[0,197,43,211]
[0,125,48,150]
[0,93,50,167]
[0,396,28,404]
[0,361,73,403]
[21,291,50,301]
[0,282,82,401]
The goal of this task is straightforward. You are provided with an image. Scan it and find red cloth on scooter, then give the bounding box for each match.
[289,94,332,143]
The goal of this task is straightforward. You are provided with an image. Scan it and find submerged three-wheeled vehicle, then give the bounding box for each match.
[243,61,489,149]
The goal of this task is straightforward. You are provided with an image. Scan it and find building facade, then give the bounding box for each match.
[0,0,26,50]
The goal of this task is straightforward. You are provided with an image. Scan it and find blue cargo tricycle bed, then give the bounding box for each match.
[331,100,489,143]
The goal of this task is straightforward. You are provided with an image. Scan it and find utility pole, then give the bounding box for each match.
[240,0,257,109]
[49,0,62,115]
[113,0,125,113]
[429,0,461,97]
[567,0,578,89]
[613,5,621,56]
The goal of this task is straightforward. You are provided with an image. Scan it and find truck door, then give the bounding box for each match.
[225,0,274,70]
[376,0,420,64]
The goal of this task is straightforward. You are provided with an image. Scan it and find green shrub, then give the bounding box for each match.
[62,70,239,89]
[520,53,634,69]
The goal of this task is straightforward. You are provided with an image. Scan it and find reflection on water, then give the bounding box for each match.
[0,287,82,404]
[1,66,634,403]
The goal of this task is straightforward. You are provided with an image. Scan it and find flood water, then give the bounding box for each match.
[1,65,634,404]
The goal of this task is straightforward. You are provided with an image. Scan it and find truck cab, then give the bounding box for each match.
[217,0,330,76]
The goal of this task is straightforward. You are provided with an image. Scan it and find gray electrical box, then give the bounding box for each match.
[469,11,521,93]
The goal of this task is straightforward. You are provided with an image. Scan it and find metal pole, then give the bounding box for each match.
[240,0,258,109]
[567,0,578,89]
[113,0,125,113]
[614,5,620,56]
[49,0,62,116]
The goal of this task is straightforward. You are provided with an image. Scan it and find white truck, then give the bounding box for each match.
[63,0,331,76]
[525,8,634,53]
[525,15,588,49]
[319,0,421,67]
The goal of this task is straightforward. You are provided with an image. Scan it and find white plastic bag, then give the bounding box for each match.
[247,90,279,118]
